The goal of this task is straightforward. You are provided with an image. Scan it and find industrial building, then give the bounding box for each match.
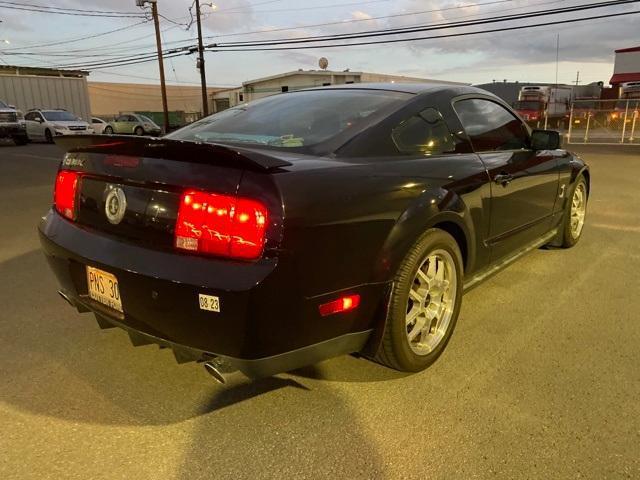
[609,45,640,87]
[88,82,226,123]
[211,69,465,112]
[0,65,91,120]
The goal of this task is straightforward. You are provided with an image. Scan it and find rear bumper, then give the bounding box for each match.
[39,210,386,376]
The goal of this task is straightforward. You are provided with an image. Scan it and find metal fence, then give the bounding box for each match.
[567,99,639,145]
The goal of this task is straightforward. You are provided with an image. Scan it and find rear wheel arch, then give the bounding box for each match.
[581,168,591,195]
[431,220,468,274]
[373,196,474,284]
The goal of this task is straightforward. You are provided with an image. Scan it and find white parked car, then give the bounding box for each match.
[91,117,108,134]
[25,109,94,143]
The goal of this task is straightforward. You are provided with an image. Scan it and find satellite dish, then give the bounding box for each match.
[318,57,329,70]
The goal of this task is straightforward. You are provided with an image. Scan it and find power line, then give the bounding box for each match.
[0,1,144,15]
[207,9,640,52]
[215,0,393,14]
[62,8,639,71]
[0,0,522,57]
[55,0,639,69]
[51,0,640,69]
[0,20,151,51]
[201,0,517,40]
[211,0,639,46]
[0,2,145,17]
[5,0,521,57]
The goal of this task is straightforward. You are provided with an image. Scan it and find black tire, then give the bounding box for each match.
[560,175,588,248]
[104,126,114,135]
[134,126,144,136]
[44,129,53,144]
[375,229,464,372]
[13,136,28,146]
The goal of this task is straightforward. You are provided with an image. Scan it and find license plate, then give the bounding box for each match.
[86,266,123,312]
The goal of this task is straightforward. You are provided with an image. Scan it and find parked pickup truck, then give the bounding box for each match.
[0,100,28,145]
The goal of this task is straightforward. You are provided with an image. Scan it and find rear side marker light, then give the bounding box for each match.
[319,294,361,317]
[175,190,268,260]
[54,170,80,220]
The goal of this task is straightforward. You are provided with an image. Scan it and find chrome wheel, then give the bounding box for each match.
[405,249,457,355]
[570,182,587,239]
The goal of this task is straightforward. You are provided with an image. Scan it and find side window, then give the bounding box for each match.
[115,116,126,122]
[25,112,35,121]
[128,115,138,122]
[453,98,529,151]
[391,108,457,155]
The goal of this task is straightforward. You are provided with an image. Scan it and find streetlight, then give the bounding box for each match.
[194,1,215,117]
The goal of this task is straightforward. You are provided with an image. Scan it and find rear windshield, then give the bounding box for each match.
[167,89,410,149]
[42,111,78,121]
[140,115,156,125]
[0,100,8,108]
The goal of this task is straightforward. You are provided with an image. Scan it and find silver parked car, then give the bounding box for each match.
[103,113,162,136]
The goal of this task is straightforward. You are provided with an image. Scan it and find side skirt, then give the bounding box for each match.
[463,228,558,293]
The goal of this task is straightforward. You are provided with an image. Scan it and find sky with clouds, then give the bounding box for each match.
[0,0,637,87]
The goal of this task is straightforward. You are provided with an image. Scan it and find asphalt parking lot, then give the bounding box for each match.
[1,142,639,479]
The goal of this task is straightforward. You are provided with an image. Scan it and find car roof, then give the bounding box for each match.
[28,108,67,113]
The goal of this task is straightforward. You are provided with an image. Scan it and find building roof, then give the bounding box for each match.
[242,70,362,86]
[615,46,640,53]
[241,69,460,87]
[0,65,88,78]
[610,73,640,85]
[313,82,469,95]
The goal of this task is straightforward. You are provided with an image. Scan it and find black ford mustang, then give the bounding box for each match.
[39,84,589,382]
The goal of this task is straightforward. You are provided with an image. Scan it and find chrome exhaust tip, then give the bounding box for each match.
[203,357,236,384]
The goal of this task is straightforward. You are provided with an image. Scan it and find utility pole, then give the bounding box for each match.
[195,0,209,117]
[143,0,170,133]
[575,71,580,86]
[554,33,560,88]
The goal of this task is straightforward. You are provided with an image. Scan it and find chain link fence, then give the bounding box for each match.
[567,99,640,145]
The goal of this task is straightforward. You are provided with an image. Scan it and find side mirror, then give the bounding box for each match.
[531,129,561,150]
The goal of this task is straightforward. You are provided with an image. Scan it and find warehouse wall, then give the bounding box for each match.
[88,82,224,118]
[0,74,91,121]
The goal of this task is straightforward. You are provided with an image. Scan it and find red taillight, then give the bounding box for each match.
[319,294,361,317]
[54,170,80,220]
[175,190,268,260]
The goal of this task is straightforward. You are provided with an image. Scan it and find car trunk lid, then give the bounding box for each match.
[54,135,287,255]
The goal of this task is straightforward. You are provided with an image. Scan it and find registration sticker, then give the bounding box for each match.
[198,294,220,312]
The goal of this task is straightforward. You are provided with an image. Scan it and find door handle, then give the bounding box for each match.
[494,173,513,186]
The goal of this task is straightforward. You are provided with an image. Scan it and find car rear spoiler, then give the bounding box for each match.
[53,134,293,171]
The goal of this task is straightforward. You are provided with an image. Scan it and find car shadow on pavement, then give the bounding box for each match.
[180,377,386,480]
[0,250,299,424]
[290,355,411,383]
[0,246,391,464]
[3,250,387,478]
